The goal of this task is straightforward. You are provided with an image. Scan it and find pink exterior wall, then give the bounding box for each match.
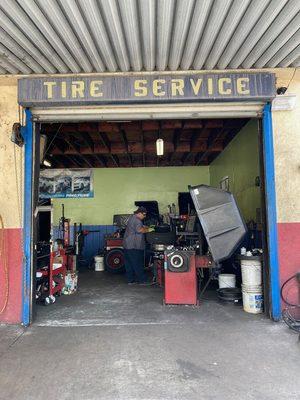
[277,223,300,306]
[0,228,23,323]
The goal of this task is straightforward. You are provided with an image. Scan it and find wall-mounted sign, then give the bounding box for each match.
[18,72,275,107]
[39,169,93,199]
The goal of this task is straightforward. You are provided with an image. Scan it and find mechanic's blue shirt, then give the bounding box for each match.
[123,215,145,250]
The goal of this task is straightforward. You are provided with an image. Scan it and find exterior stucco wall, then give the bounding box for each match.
[271,69,300,299]
[0,69,299,323]
[271,69,300,223]
[0,76,23,323]
[0,77,21,228]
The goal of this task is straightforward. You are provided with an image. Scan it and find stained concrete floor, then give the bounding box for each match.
[1,271,299,400]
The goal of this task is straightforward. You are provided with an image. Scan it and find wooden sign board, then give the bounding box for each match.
[18,72,276,107]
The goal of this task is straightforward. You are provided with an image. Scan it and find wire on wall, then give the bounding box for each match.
[0,215,9,314]
[286,68,297,93]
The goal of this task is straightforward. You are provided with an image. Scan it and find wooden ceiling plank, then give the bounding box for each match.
[181,152,190,165]
[80,132,95,152]
[97,128,119,167]
[120,129,133,167]
[94,154,107,168]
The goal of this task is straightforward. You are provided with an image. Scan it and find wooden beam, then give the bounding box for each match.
[48,139,65,155]
[65,155,82,168]
[169,124,182,164]
[141,129,146,167]
[62,136,94,168]
[196,125,231,165]
[120,129,132,167]
[94,154,107,168]
[181,152,190,165]
[173,127,182,152]
[98,129,119,167]
[52,140,223,156]
[80,132,94,152]
[80,155,94,168]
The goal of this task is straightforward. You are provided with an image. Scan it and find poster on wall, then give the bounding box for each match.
[39,169,94,199]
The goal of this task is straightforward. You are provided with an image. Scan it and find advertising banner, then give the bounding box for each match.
[39,169,94,198]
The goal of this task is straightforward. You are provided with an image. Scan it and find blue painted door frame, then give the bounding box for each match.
[262,104,281,321]
[21,105,282,324]
[22,109,34,326]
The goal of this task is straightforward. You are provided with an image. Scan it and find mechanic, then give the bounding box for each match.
[123,206,154,285]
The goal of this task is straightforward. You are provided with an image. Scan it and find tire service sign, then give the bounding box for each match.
[18,72,275,106]
[39,169,94,199]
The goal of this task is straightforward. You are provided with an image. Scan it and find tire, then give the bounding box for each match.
[105,248,125,274]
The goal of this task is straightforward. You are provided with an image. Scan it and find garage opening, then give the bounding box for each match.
[32,116,268,325]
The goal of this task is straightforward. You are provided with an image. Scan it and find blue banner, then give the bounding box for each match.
[39,169,94,199]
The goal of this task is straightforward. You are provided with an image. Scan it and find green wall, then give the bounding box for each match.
[53,166,210,225]
[209,119,260,222]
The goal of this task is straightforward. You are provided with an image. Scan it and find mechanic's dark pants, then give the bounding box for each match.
[124,249,145,283]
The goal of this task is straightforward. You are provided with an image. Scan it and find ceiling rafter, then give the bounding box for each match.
[41,118,250,168]
[98,127,119,167]
[120,129,132,167]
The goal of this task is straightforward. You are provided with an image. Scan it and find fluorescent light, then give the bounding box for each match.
[156,138,164,156]
[43,159,52,167]
[272,94,297,111]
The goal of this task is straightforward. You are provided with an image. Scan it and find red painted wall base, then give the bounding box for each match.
[0,228,22,324]
[0,224,299,323]
[278,222,300,308]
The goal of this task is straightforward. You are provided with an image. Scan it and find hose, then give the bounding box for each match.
[281,272,300,333]
[0,215,9,314]
[280,273,299,307]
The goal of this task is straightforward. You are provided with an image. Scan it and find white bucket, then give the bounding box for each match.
[218,274,236,289]
[241,259,262,286]
[94,256,104,272]
[242,284,263,314]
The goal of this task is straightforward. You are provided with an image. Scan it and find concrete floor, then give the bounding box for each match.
[0,271,299,400]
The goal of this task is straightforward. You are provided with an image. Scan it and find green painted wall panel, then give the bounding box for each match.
[53,166,209,225]
[209,119,260,222]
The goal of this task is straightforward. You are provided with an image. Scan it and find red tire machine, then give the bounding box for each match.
[36,205,76,304]
[162,185,247,306]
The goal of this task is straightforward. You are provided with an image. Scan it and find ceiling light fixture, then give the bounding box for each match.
[156,138,164,156]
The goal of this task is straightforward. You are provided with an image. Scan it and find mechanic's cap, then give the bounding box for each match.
[134,206,147,215]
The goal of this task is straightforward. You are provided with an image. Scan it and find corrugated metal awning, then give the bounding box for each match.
[0,0,300,75]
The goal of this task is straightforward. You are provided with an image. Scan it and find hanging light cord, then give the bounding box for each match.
[0,215,9,314]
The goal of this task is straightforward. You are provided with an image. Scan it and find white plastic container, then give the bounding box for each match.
[241,259,262,286]
[218,274,236,289]
[242,284,263,314]
[94,256,104,271]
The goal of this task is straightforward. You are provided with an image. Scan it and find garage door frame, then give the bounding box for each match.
[21,103,281,325]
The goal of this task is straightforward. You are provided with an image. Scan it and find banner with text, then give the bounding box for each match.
[39,169,94,199]
[18,72,276,107]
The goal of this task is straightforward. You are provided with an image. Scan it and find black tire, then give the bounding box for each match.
[105,248,125,274]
